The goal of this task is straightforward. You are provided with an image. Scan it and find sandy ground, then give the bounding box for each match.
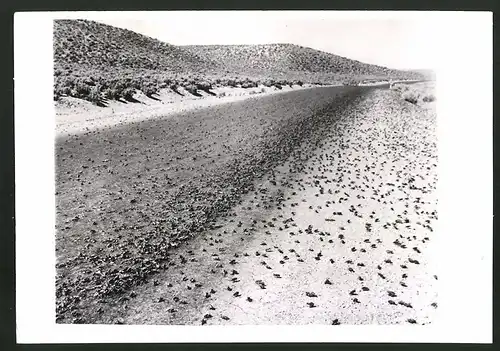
[89,83,438,325]
[55,84,366,323]
[55,84,323,137]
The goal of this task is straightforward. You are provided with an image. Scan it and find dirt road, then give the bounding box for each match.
[56,84,437,325]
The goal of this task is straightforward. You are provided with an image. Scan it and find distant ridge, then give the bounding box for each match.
[53,19,425,103]
[183,44,419,79]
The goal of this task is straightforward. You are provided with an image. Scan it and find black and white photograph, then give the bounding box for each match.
[14,10,492,343]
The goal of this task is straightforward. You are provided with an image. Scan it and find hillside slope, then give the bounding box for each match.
[183,44,418,79]
[53,19,424,104]
[54,19,214,73]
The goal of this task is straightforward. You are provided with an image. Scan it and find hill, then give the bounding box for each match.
[54,19,213,73]
[409,69,436,80]
[53,19,425,104]
[183,44,419,79]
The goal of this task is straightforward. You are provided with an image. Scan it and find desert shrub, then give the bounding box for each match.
[422,94,436,102]
[139,82,158,97]
[263,79,276,87]
[72,80,90,98]
[104,87,121,100]
[128,80,140,90]
[224,79,238,87]
[277,80,290,87]
[63,86,72,95]
[82,76,95,86]
[401,90,420,104]
[87,85,102,104]
[55,85,72,97]
[57,76,74,89]
[122,87,136,101]
[184,83,199,95]
[111,80,127,92]
[341,78,360,86]
[391,83,409,92]
[158,82,168,89]
[196,80,213,91]
[215,78,232,87]
[241,80,258,89]
[170,82,179,90]
[105,81,126,100]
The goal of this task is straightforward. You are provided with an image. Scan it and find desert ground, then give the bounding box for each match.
[55,83,324,136]
[55,81,437,325]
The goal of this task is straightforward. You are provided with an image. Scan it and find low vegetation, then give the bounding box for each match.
[53,65,311,104]
[341,77,362,86]
[391,83,436,105]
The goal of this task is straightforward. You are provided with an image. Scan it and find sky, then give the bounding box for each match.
[76,11,443,70]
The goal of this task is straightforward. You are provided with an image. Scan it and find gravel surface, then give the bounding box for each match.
[55,84,437,325]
